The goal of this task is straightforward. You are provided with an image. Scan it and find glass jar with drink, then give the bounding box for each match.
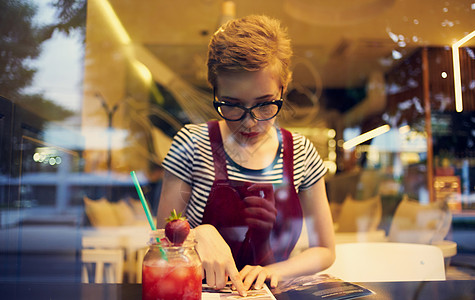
[142,230,202,300]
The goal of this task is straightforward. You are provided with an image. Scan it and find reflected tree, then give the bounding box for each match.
[0,0,42,100]
[0,0,85,120]
[42,0,87,40]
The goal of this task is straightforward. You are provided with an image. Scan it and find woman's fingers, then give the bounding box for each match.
[203,263,216,288]
[244,206,277,221]
[241,265,266,290]
[269,274,279,288]
[227,266,247,297]
[214,261,227,289]
[240,265,281,290]
[195,225,247,296]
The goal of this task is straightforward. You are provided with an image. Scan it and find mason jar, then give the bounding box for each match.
[142,230,202,300]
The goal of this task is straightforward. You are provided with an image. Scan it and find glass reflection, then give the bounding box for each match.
[0,0,474,284]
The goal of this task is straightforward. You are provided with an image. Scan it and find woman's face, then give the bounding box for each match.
[215,67,282,146]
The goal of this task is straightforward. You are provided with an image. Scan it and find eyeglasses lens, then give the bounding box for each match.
[252,104,279,120]
[218,103,279,121]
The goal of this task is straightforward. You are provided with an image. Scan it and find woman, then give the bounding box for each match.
[157,15,335,296]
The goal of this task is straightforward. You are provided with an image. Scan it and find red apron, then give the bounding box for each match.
[201,120,303,270]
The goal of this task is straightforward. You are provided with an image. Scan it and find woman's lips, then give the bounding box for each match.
[240,131,259,138]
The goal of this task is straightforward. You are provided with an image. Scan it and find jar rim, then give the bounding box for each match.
[148,229,197,248]
[151,240,197,249]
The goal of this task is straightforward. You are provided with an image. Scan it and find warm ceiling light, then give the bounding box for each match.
[392,49,402,60]
[219,1,236,26]
[95,0,131,45]
[133,60,152,83]
[399,125,411,134]
[452,29,475,112]
[343,125,390,150]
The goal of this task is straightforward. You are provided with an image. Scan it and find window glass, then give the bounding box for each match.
[0,0,473,284]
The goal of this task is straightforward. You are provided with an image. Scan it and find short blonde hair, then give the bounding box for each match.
[207,15,293,89]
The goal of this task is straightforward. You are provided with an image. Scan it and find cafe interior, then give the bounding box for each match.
[1,0,474,294]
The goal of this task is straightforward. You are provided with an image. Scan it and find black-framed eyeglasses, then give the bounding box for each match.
[213,87,284,121]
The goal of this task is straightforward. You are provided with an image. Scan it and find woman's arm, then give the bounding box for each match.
[156,171,247,296]
[156,170,191,228]
[240,178,335,289]
[269,177,335,273]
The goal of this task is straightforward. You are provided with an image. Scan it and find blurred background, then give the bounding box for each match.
[0,0,474,284]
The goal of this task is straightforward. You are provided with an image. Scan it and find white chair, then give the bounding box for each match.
[82,229,149,283]
[335,194,382,233]
[388,195,457,267]
[318,242,446,282]
[388,195,452,244]
[81,248,125,283]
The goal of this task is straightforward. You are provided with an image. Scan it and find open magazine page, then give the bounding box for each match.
[271,274,375,300]
[202,283,276,300]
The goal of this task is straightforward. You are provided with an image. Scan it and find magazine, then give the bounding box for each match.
[201,274,374,300]
[202,283,276,300]
[271,274,375,300]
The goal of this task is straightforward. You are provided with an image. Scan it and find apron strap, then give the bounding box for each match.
[207,120,228,181]
[280,128,294,185]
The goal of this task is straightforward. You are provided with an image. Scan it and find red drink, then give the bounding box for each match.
[142,231,202,300]
[142,259,202,300]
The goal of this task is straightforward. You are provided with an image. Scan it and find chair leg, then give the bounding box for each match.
[105,264,114,283]
[117,257,124,284]
[82,248,125,283]
[82,265,89,283]
[95,262,104,284]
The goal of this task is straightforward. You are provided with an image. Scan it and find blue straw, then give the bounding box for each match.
[130,171,167,260]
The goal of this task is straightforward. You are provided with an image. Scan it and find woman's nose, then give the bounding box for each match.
[241,111,258,127]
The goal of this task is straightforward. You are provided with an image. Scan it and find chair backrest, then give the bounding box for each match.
[388,195,452,244]
[319,242,446,282]
[326,170,361,205]
[81,248,124,283]
[336,194,382,233]
[356,169,382,200]
[82,234,124,249]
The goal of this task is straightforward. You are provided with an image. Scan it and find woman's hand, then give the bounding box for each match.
[194,224,247,297]
[243,183,277,238]
[239,265,280,290]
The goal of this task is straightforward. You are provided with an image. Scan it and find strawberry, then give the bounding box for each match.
[165,209,190,245]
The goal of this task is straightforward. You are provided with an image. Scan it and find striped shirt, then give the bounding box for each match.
[162,123,327,228]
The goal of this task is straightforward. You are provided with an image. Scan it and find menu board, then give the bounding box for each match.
[434,175,461,211]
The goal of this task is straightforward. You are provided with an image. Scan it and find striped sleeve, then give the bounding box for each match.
[162,125,196,185]
[295,134,327,190]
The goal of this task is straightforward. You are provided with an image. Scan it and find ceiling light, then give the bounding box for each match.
[399,125,410,134]
[387,30,399,43]
[392,50,403,59]
[452,29,475,112]
[219,1,236,26]
[95,0,131,45]
[343,125,390,150]
[133,60,152,83]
